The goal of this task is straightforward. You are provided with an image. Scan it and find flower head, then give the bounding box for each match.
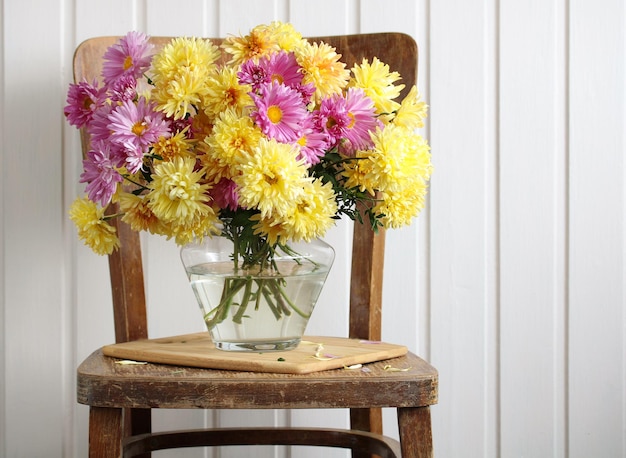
[259,21,304,51]
[107,97,170,172]
[151,128,194,162]
[238,59,271,92]
[234,138,308,219]
[295,116,328,165]
[393,85,428,129]
[64,80,107,128]
[342,88,381,152]
[118,192,165,234]
[317,95,349,144]
[150,37,221,120]
[349,57,404,119]
[69,197,120,255]
[108,73,138,103]
[203,108,263,180]
[202,66,252,119]
[374,181,429,229]
[150,36,220,83]
[102,31,153,87]
[352,124,432,194]
[147,156,212,225]
[209,178,239,211]
[222,24,280,65]
[295,41,350,102]
[80,141,124,207]
[250,81,308,143]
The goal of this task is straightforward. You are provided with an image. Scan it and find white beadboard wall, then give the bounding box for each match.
[1,0,624,457]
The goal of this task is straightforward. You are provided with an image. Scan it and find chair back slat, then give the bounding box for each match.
[72,33,418,344]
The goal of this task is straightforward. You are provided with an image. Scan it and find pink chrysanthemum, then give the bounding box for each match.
[250,81,307,143]
[64,80,107,129]
[260,51,303,88]
[293,82,316,105]
[87,104,115,144]
[107,97,170,172]
[316,95,351,148]
[210,178,239,211]
[109,73,137,102]
[295,116,329,165]
[342,87,381,152]
[102,31,153,87]
[238,59,270,92]
[80,141,124,207]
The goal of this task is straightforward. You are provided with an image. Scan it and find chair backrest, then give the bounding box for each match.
[73,33,418,344]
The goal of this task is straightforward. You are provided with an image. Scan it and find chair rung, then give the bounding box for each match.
[122,427,401,457]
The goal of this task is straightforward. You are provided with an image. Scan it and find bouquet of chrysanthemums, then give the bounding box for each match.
[65,22,432,266]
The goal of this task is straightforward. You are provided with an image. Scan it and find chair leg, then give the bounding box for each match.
[397,407,433,458]
[127,408,152,458]
[350,408,384,458]
[89,406,123,458]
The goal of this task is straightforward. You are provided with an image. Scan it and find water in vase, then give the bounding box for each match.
[186,260,328,351]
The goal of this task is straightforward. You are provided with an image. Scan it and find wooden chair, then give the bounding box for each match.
[74,33,438,458]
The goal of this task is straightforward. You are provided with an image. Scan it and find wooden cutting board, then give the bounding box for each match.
[102,332,408,374]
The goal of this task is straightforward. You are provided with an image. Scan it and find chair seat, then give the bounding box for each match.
[78,349,438,410]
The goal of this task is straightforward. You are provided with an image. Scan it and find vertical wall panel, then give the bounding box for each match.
[499,1,567,456]
[568,1,625,456]
[289,0,356,35]
[75,0,146,43]
[0,0,5,453]
[219,0,285,34]
[146,0,207,36]
[3,0,66,455]
[429,0,497,456]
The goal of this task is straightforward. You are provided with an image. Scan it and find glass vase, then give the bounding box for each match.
[180,236,335,352]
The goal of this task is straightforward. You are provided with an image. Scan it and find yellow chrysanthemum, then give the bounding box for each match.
[341,152,376,195]
[151,129,194,162]
[374,180,429,229]
[69,197,120,255]
[118,192,165,234]
[295,40,350,102]
[150,37,221,120]
[201,66,252,119]
[362,124,432,193]
[249,213,288,246]
[162,212,221,245]
[147,157,213,225]
[152,66,209,120]
[234,138,308,219]
[393,85,428,129]
[284,179,338,241]
[252,179,337,244]
[349,57,404,119]
[202,108,263,179]
[257,21,305,52]
[151,37,220,83]
[197,148,231,184]
[222,25,280,65]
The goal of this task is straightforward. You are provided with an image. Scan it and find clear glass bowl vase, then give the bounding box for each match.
[180,236,335,352]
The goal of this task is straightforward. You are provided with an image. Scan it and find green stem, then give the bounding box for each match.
[122,174,150,191]
[204,277,247,328]
[232,276,253,324]
[268,280,311,319]
[260,281,283,320]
